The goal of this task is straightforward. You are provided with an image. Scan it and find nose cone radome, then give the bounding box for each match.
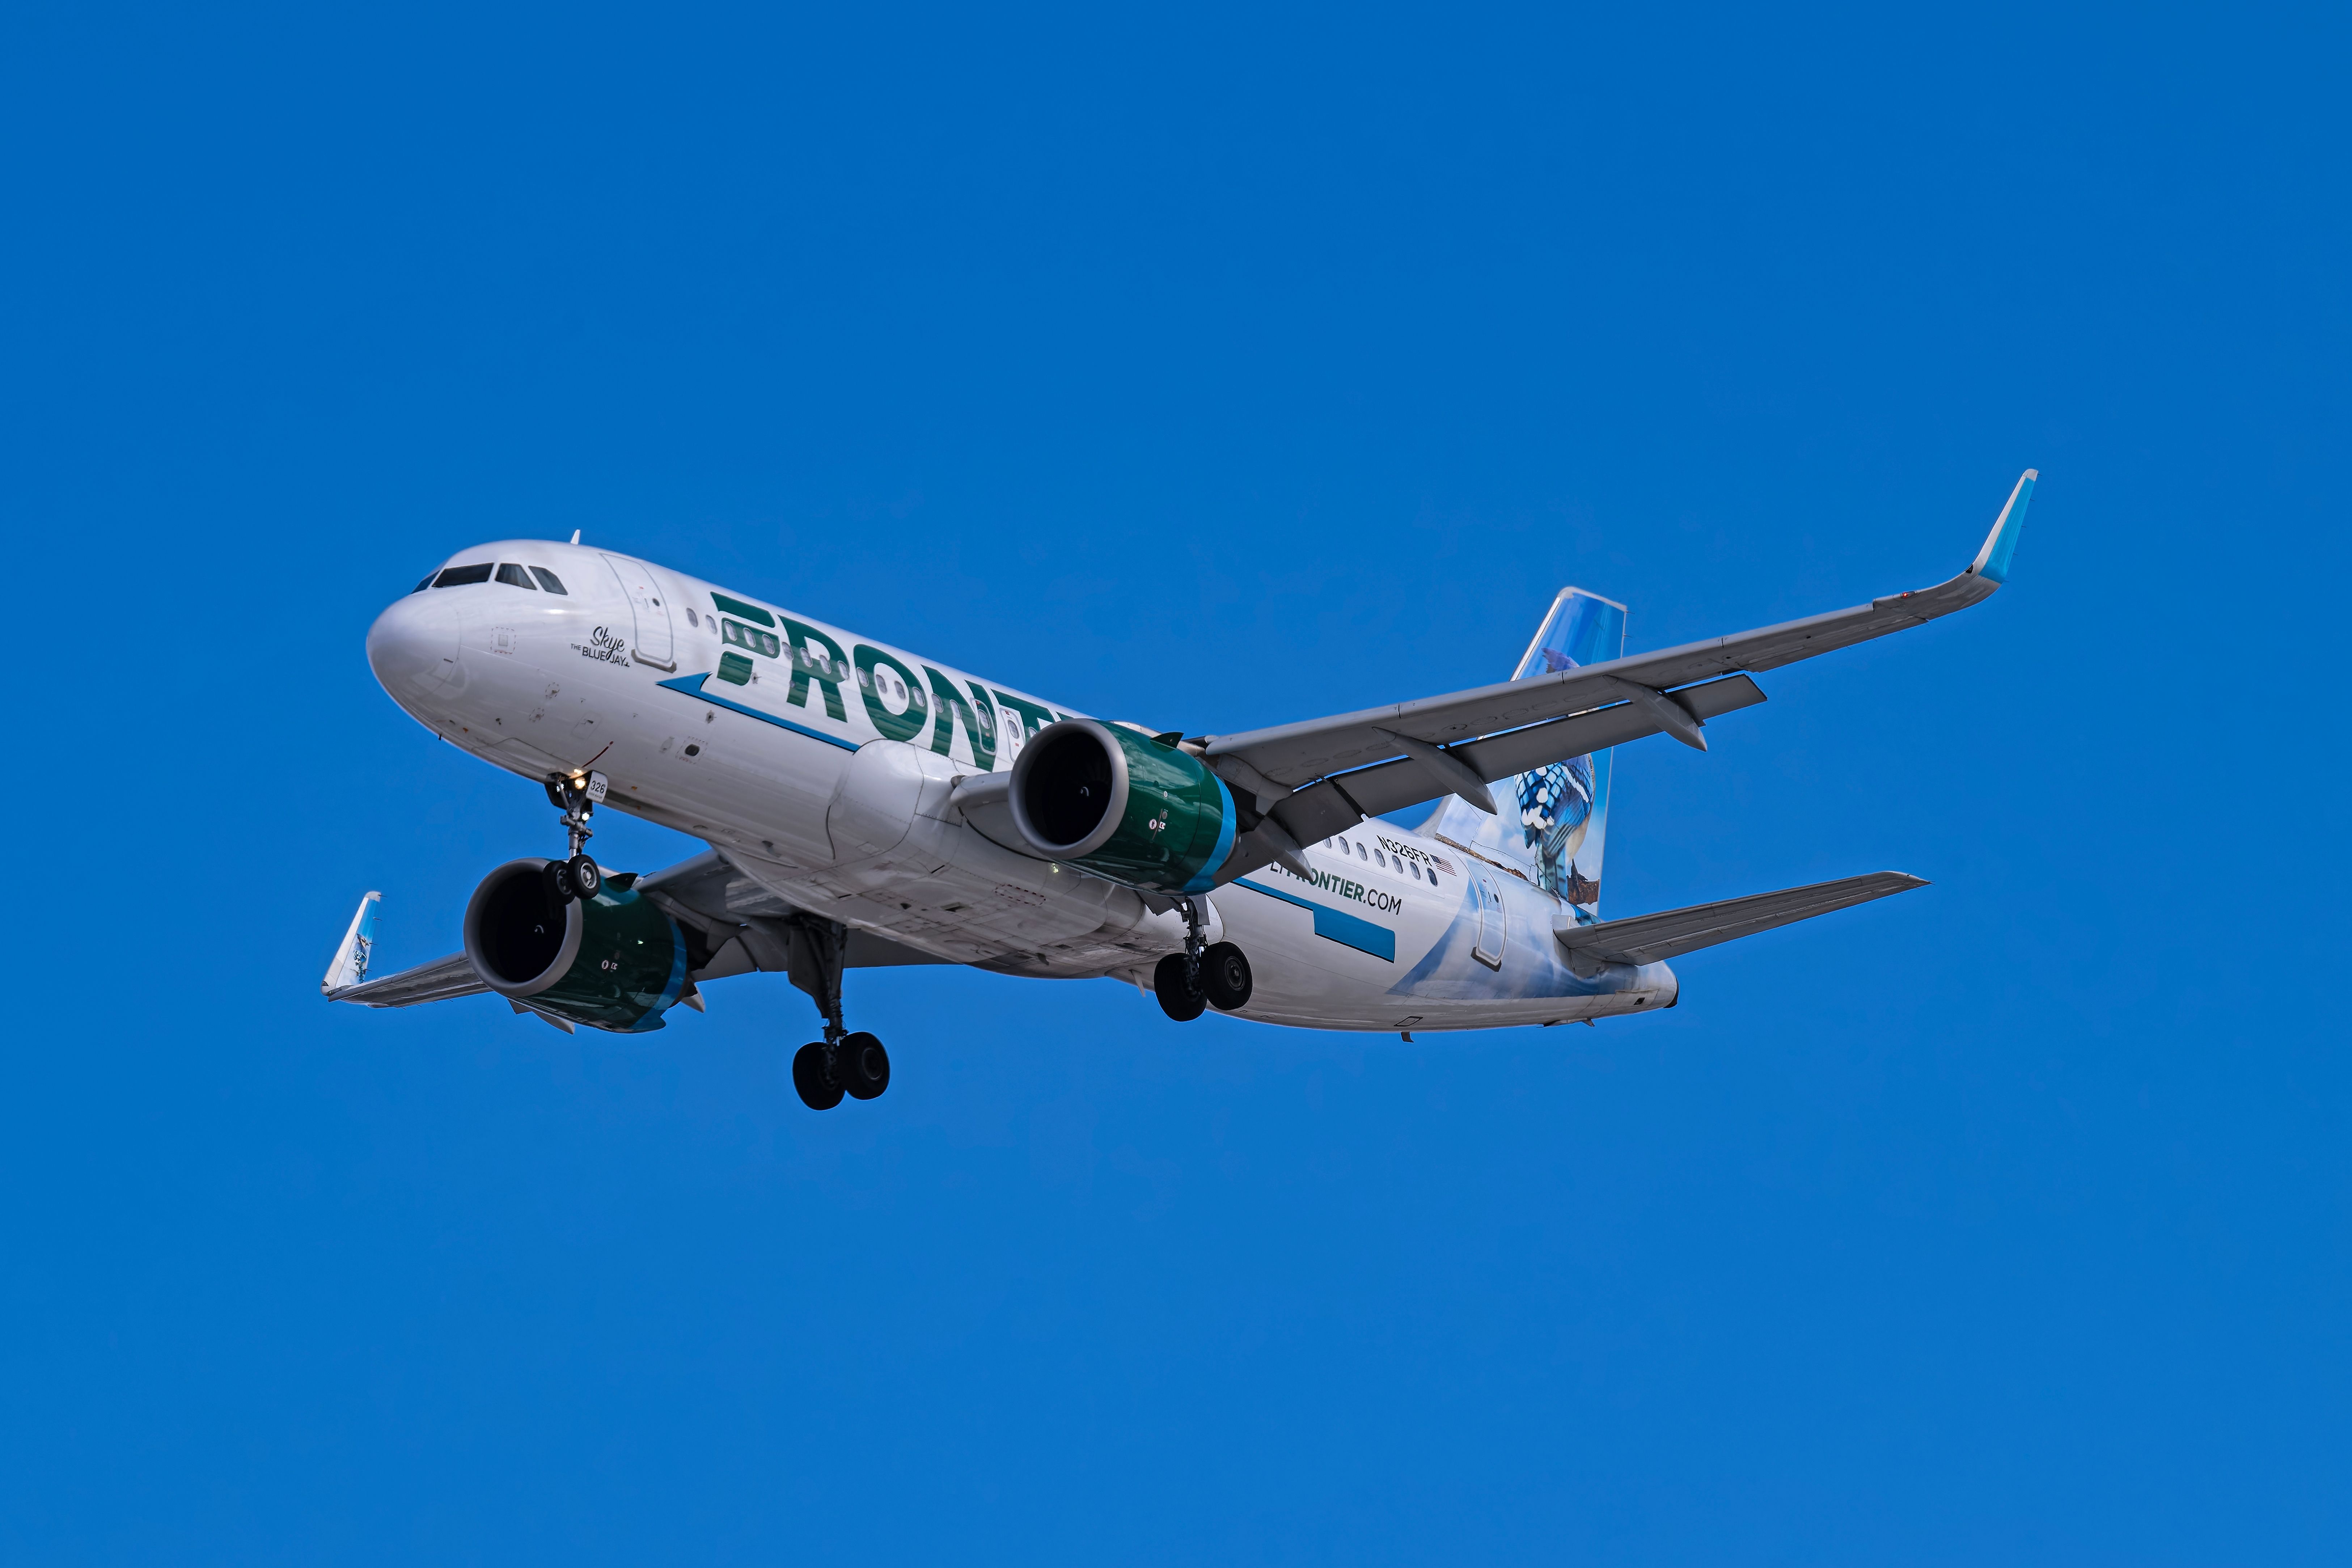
[367,589,465,706]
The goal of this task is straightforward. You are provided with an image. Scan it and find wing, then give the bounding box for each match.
[1552,871,1928,967]
[322,888,489,1007]
[322,851,951,1020]
[633,850,952,977]
[327,950,489,1007]
[1206,471,2036,858]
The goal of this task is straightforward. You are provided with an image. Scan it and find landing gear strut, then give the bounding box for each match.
[784,916,891,1110]
[540,770,607,903]
[1151,898,1253,1021]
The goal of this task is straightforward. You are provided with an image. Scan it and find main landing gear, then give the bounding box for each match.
[1152,896,1253,1022]
[539,770,608,904]
[783,916,892,1111]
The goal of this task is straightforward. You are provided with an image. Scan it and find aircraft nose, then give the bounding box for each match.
[367,588,464,702]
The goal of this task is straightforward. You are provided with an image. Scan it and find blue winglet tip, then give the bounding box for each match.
[1970,468,2036,586]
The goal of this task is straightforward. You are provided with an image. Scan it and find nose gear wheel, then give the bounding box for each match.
[539,770,608,905]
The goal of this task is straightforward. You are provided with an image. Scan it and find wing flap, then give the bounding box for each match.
[1554,871,1928,965]
[1302,673,1765,823]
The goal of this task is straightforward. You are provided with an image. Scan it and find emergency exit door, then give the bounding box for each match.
[1471,872,1507,970]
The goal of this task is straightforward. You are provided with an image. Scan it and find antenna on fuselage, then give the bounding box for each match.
[569,529,581,544]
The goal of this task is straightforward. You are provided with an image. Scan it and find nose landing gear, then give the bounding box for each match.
[540,770,608,903]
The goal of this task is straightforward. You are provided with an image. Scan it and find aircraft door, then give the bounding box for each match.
[600,554,676,670]
[1472,872,1506,970]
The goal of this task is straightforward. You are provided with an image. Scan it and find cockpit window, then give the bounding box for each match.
[529,566,568,595]
[494,563,538,589]
[413,575,434,593]
[433,563,494,587]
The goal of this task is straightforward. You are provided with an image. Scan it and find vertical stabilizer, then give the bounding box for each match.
[1425,588,1626,920]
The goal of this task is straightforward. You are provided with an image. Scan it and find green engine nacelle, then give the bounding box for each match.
[462,859,690,1032]
[1008,719,1237,894]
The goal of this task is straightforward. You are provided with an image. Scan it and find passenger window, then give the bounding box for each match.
[529,566,568,595]
[494,563,538,589]
[433,563,494,587]
[1413,863,1424,880]
[1374,850,1386,868]
[722,619,782,658]
[1356,844,1368,861]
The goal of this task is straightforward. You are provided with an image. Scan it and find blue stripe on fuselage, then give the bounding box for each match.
[656,672,860,751]
[1234,877,1396,961]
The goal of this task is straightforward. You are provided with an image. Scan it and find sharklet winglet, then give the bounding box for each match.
[1968,469,2037,586]
[322,891,381,996]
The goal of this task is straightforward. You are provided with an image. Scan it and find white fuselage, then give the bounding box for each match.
[368,542,1676,1032]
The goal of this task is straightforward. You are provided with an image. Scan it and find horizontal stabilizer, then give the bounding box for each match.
[1553,871,1928,966]
[327,951,488,1008]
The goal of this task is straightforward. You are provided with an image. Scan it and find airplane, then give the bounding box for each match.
[325,471,2037,1110]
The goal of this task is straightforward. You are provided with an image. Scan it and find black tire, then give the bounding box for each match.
[1153,954,1207,1022]
[1201,942,1253,1011]
[792,1043,844,1110]
[542,858,576,904]
[838,1031,891,1100]
[568,855,603,899]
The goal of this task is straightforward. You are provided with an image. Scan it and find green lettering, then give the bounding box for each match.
[924,667,997,767]
[855,645,930,743]
[965,681,1000,753]
[994,691,1058,741]
[780,618,849,720]
[710,592,776,628]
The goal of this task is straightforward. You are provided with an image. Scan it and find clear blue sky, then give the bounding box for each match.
[5,3,2346,1562]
